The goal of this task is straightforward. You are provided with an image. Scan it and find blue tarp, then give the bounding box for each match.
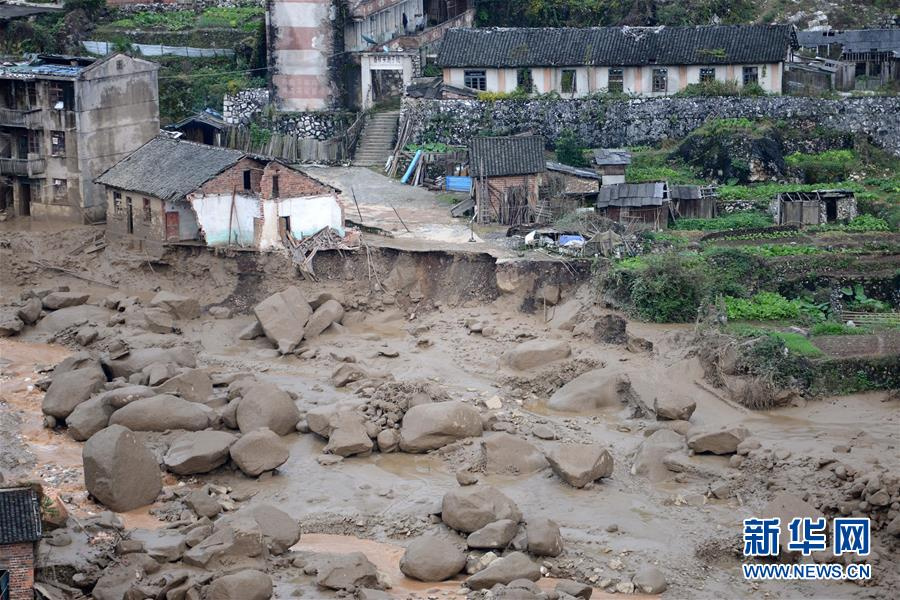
[559,235,585,246]
[445,176,472,192]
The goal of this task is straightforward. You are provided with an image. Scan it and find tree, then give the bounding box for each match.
[555,129,589,167]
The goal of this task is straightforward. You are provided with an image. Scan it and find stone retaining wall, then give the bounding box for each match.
[402,96,900,156]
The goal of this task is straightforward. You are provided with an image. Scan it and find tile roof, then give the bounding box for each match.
[545,161,602,179]
[796,29,900,58]
[0,487,42,545]
[470,136,546,177]
[95,137,247,201]
[438,25,796,68]
[597,182,669,208]
[593,148,632,166]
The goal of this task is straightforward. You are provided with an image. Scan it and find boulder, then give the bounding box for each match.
[400,401,483,453]
[442,485,522,533]
[154,368,214,403]
[82,424,161,512]
[66,396,115,441]
[33,305,109,336]
[633,566,668,594]
[16,296,43,324]
[238,320,264,340]
[376,429,400,453]
[98,385,156,409]
[593,314,627,344]
[207,570,272,600]
[141,308,176,334]
[325,414,374,457]
[546,444,614,488]
[482,433,549,475]
[654,396,696,421]
[235,381,300,436]
[556,579,593,599]
[687,425,749,455]
[253,286,312,354]
[91,554,159,600]
[331,363,368,387]
[103,347,196,379]
[129,528,187,562]
[0,309,24,336]
[109,394,212,432]
[548,370,635,412]
[42,365,106,419]
[500,339,571,371]
[187,488,221,519]
[526,518,563,557]
[632,429,685,482]
[42,292,89,310]
[247,504,301,554]
[466,519,518,550]
[230,428,289,476]
[315,552,380,591]
[304,299,344,339]
[399,536,467,582]
[465,552,540,590]
[149,291,200,320]
[305,402,364,438]
[183,518,267,571]
[164,431,236,475]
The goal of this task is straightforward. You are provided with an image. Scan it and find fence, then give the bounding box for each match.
[82,40,234,58]
[840,311,900,327]
[224,111,365,163]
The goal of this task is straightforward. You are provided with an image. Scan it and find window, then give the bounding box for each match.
[463,70,487,91]
[51,131,65,156]
[26,82,38,107]
[142,198,152,222]
[560,69,576,94]
[116,59,124,71]
[742,66,759,86]
[52,178,67,200]
[113,191,123,216]
[652,68,668,93]
[243,170,252,190]
[27,130,40,155]
[48,82,64,108]
[516,68,533,93]
[271,175,279,198]
[608,68,624,93]
[699,68,716,83]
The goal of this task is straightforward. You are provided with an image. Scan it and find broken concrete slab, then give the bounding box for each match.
[253,286,312,354]
[400,400,483,453]
[83,424,161,512]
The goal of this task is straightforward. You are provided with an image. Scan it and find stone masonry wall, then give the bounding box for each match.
[223,88,347,141]
[110,0,262,13]
[402,96,900,156]
[223,88,269,125]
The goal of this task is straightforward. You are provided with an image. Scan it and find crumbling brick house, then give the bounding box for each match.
[0,487,42,600]
[470,135,546,225]
[96,137,342,253]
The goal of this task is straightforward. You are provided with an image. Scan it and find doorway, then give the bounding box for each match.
[165,211,180,241]
[126,196,134,234]
[18,182,31,216]
[825,199,837,222]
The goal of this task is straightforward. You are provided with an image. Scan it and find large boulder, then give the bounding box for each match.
[324,413,374,457]
[546,444,614,488]
[230,428,289,476]
[253,286,312,354]
[235,381,300,436]
[154,368,214,404]
[247,504,301,555]
[109,394,212,432]
[306,402,365,438]
[103,347,196,379]
[66,396,115,441]
[399,536,467,582]
[0,309,24,337]
[164,431,236,475]
[466,519,518,550]
[654,396,696,421]
[687,425,749,455]
[207,570,272,600]
[547,370,635,412]
[98,385,156,409]
[304,299,344,339]
[526,518,563,557]
[183,518,267,571]
[482,433,548,475]
[315,552,380,591]
[16,296,43,325]
[633,566,668,594]
[399,401,483,453]
[149,291,200,320]
[465,552,540,590]
[500,339,571,371]
[42,365,106,419]
[632,429,685,482]
[42,291,89,310]
[130,528,187,562]
[442,485,522,533]
[82,425,161,511]
[33,305,109,336]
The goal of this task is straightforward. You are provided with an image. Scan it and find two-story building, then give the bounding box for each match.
[0,53,159,222]
[437,25,797,97]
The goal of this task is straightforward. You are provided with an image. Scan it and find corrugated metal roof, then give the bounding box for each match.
[470,136,546,177]
[0,487,42,545]
[438,25,797,68]
[597,182,668,208]
[95,137,247,201]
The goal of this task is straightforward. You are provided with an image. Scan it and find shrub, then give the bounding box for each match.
[736,334,817,389]
[555,129,589,167]
[627,255,708,322]
[786,149,857,183]
[724,291,800,321]
[675,80,766,97]
[477,88,529,101]
[671,211,772,231]
[810,322,871,336]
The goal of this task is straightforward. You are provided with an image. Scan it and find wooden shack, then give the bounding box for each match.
[671,185,717,219]
[596,182,671,230]
[470,136,546,225]
[592,149,632,185]
[774,189,857,226]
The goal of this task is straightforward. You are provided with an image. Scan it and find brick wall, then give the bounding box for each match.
[259,163,333,200]
[0,542,35,600]
[197,157,267,196]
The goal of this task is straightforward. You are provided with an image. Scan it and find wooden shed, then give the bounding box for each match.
[470,136,546,225]
[774,189,857,226]
[596,182,671,230]
[671,185,717,219]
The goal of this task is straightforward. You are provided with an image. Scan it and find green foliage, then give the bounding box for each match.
[156,56,264,124]
[422,63,442,77]
[724,292,801,320]
[735,332,818,388]
[404,142,457,152]
[249,123,272,148]
[810,321,872,336]
[555,129,589,167]
[604,254,707,323]
[109,10,196,31]
[671,211,772,231]
[812,214,891,233]
[109,7,262,32]
[477,88,530,101]
[626,148,700,184]
[675,79,766,97]
[735,244,822,257]
[786,149,858,183]
[839,283,892,312]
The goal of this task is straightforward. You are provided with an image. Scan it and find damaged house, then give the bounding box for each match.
[596,182,671,230]
[773,189,857,226]
[470,135,546,225]
[96,137,342,253]
[437,25,796,96]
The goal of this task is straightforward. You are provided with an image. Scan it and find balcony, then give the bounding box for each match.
[0,157,46,176]
[0,108,42,129]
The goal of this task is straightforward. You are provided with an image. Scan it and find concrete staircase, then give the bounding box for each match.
[352,110,400,167]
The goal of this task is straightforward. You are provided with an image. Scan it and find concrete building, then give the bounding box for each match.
[0,53,159,222]
[96,137,343,254]
[438,26,797,97]
[0,487,42,600]
[268,0,473,111]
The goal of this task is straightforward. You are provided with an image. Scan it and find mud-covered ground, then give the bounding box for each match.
[0,225,898,599]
